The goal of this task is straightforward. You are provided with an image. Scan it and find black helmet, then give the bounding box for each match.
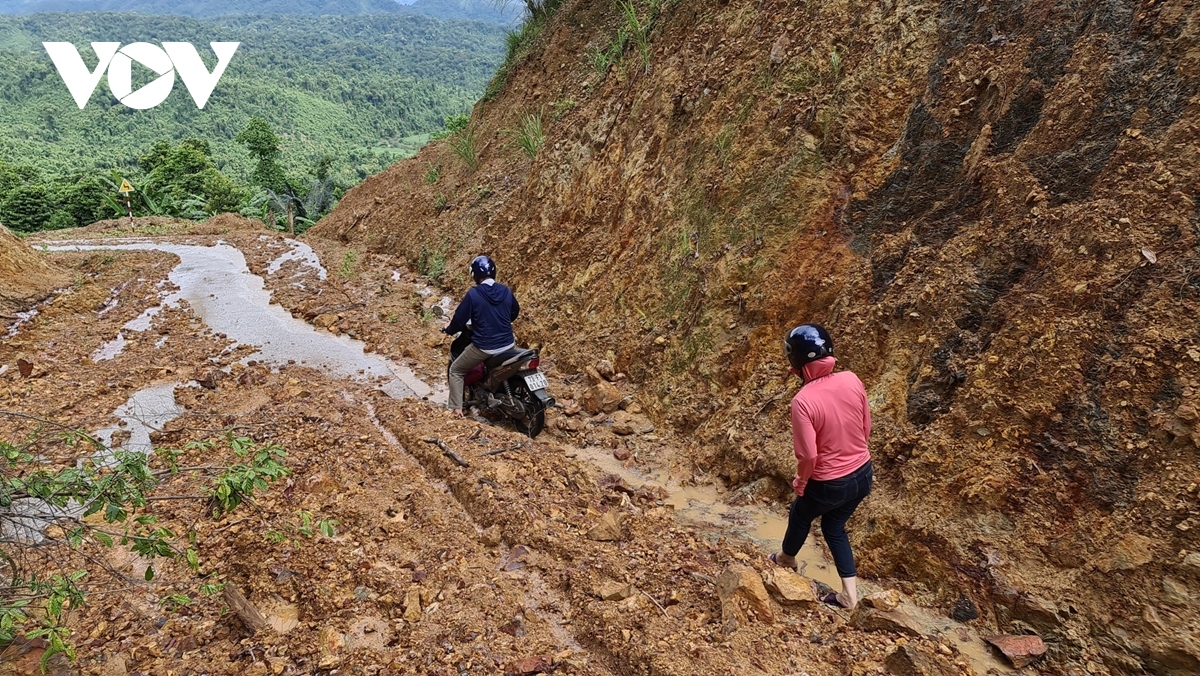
[785,324,833,371]
[470,255,496,283]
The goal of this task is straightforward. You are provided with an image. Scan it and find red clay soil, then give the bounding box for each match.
[311,0,1200,673]
[0,225,67,313]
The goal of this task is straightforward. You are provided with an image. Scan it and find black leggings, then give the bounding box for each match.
[782,460,873,578]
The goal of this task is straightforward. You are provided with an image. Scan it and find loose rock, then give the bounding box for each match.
[594,580,634,601]
[764,569,817,607]
[595,359,615,381]
[883,644,959,676]
[1097,533,1155,572]
[716,564,774,633]
[863,589,902,612]
[505,655,553,675]
[1162,577,1191,606]
[950,595,979,621]
[849,607,925,636]
[587,511,623,542]
[582,380,622,414]
[985,634,1046,668]
[402,588,422,622]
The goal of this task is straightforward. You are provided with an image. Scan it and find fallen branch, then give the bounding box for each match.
[641,589,670,617]
[223,583,268,634]
[423,437,469,467]
[484,442,524,457]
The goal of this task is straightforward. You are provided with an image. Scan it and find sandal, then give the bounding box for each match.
[768,553,798,571]
[821,592,852,609]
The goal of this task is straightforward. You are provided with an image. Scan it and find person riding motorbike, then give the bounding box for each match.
[443,255,520,418]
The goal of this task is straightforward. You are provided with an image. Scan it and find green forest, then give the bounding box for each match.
[0,0,519,25]
[0,10,506,232]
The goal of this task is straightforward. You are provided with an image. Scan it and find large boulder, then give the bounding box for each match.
[582,380,623,414]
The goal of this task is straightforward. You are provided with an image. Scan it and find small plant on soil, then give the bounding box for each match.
[417,241,450,280]
[424,162,442,185]
[551,98,576,120]
[511,112,545,159]
[448,124,481,172]
[828,48,843,82]
[339,250,359,277]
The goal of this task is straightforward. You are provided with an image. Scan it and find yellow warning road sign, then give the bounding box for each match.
[119,179,134,193]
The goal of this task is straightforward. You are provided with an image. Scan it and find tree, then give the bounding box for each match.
[48,175,108,228]
[201,171,245,215]
[0,184,51,233]
[236,118,288,193]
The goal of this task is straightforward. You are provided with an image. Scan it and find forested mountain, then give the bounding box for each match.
[0,12,505,181]
[402,0,521,25]
[0,0,521,24]
[0,1,404,16]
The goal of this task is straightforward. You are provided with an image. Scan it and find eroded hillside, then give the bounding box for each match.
[312,0,1200,672]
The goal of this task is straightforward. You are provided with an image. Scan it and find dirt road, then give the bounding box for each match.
[1,218,1011,675]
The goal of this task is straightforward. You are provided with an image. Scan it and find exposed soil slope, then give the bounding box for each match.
[312,0,1200,673]
[0,224,66,312]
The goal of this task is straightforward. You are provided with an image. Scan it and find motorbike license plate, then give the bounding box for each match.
[523,372,548,391]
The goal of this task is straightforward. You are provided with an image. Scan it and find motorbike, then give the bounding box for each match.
[448,328,554,437]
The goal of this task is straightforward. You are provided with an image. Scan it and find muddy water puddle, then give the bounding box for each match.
[573,445,840,587]
[1,382,187,544]
[48,240,433,400]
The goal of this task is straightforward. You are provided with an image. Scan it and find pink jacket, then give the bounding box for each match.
[790,357,872,496]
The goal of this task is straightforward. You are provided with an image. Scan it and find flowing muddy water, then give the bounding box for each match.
[573,445,1011,674]
[48,240,435,401]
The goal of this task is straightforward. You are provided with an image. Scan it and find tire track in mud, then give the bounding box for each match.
[357,396,610,673]
[370,397,856,676]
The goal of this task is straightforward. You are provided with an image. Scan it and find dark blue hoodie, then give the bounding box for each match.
[444,281,520,351]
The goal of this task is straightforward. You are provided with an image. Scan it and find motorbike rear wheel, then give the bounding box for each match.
[513,385,546,438]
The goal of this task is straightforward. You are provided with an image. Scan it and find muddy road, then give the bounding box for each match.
[2,218,1014,675]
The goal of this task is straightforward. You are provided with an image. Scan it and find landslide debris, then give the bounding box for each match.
[5,222,988,676]
[0,224,67,313]
[311,0,1200,672]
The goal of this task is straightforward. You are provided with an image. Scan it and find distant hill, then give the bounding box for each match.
[0,0,523,24]
[0,1,405,16]
[0,12,506,182]
[403,0,522,25]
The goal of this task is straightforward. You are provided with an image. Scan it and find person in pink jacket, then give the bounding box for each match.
[769,324,873,609]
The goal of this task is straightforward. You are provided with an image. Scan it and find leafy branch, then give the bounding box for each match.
[0,419,290,667]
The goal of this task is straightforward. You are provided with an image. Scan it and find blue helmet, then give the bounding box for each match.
[785,324,833,371]
[470,255,496,283]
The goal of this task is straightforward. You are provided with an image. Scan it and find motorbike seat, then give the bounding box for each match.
[485,347,537,369]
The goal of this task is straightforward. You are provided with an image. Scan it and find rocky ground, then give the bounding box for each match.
[0,218,1031,675]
